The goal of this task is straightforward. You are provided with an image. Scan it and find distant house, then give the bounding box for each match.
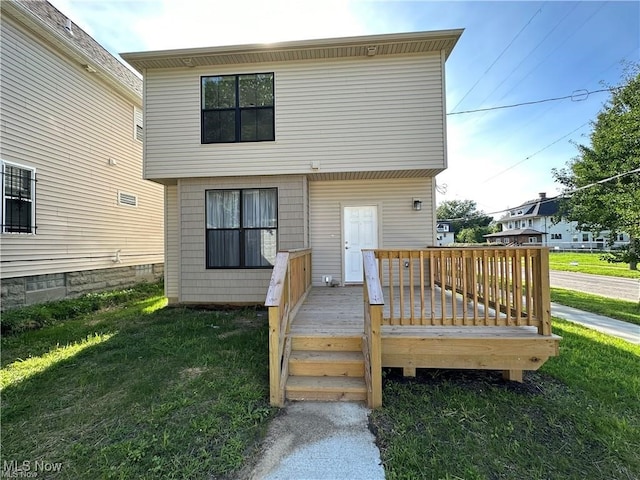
[0,0,164,309]
[122,30,462,305]
[486,192,630,249]
[436,221,455,246]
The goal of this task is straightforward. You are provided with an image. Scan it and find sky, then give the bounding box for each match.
[50,0,639,217]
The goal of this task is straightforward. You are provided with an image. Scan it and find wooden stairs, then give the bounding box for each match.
[284,334,367,402]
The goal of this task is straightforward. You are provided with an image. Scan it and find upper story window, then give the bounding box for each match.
[1,161,36,234]
[201,73,274,144]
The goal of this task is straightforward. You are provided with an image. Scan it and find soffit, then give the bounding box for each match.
[121,30,463,73]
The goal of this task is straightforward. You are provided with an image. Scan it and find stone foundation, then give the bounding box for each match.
[1,263,164,311]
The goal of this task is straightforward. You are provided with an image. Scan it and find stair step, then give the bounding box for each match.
[290,335,362,352]
[289,350,365,377]
[286,376,367,402]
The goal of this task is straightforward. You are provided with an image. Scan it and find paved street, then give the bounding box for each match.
[550,270,639,302]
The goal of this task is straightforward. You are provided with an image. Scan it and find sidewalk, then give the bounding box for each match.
[246,402,384,480]
[551,302,640,344]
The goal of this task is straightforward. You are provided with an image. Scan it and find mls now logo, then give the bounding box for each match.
[2,460,63,478]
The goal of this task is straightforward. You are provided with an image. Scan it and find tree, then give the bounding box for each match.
[436,199,493,243]
[552,65,640,270]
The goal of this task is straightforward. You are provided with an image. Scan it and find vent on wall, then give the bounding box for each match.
[118,191,138,207]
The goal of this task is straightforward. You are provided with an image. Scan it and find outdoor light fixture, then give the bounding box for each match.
[413,199,422,211]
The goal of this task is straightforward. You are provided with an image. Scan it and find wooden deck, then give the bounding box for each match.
[266,247,560,408]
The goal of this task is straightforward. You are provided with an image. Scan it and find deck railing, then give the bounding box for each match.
[362,250,383,408]
[372,247,551,335]
[265,248,312,406]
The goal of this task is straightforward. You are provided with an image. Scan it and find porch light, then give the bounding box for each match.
[413,199,422,211]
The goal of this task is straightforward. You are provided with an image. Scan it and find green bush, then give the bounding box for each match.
[1,281,163,335]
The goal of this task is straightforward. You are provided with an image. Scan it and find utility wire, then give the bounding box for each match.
[439,167,640,221]
[450,3,544,112]
[474,3,579,110]
[478,122,590,185]
[447,88,614,116]
[494,1,607,104]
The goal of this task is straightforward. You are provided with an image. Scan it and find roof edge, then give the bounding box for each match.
[3,0,141,103]
[121,29,464,73]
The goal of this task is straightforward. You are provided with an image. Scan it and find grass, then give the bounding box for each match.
[1,281,164,335]
[1,291,275,479]
[549,251,640,279]
[551,287,640,326]
[371,319,640,480]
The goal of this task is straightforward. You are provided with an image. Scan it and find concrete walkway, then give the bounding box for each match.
[551,302,639,344]
[247,402,384,480]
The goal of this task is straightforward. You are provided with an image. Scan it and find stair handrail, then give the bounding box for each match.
[265,248,312,406]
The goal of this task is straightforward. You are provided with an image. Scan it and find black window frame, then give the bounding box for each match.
[201,73,275,144]
[1,161,37,234]
[205,188,278,269]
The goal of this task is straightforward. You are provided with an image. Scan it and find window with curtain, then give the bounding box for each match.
[206,188,277,268]
[201,73,274,144]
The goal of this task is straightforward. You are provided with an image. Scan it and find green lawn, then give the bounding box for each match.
[1,289,275,479]
[4,287,640,480]
[551,287,640,326]
[371,320,640,480]
[549,251,640,279]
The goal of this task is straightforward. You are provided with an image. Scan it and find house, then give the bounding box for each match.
[436,221,455,246]
[0,0,164,310]
[486,192,630,249]
[123,31,562,406]
[122,30,463,305]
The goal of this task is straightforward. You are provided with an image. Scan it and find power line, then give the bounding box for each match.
[494,1,607,105]
[479,122,590,185]
[474,3,579,110]
[447,88,613,116]
[439,165,640,221]
[450,3,544,112]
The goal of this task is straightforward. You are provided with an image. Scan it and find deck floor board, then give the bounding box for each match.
[291,286,509,334]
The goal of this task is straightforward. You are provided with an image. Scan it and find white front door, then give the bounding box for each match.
[343,206,378,283]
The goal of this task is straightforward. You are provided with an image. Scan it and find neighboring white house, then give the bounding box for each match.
[122,30,462,305]
[487,192,630,249]
[0,0,164,309]
[436,221,455,246]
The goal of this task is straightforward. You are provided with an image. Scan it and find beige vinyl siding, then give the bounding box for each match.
[309,178,435,286]
[0,17,164,278]
[165,185,179,301]
[178,175,307,304]
[144,54,445,181]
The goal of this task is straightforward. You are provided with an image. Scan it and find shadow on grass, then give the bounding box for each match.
[1,303,275,479]
[0,296,167,369]
[371,320,640,480]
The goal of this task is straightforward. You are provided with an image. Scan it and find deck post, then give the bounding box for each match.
[268,306,281,406]
[502,369,523,382]
[533,248,551,335]
[369,304,383,408]
[402,367,416,377]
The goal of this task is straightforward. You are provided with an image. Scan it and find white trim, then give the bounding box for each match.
[1,159,37,234]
